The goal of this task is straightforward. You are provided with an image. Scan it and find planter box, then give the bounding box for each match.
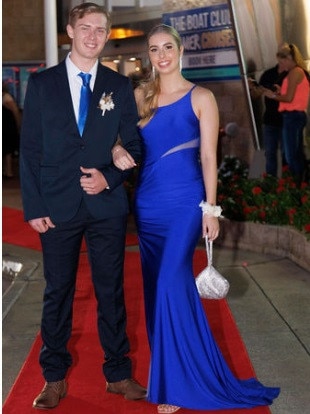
[216,219,310,271]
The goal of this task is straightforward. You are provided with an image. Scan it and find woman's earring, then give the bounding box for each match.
[152,65,156,80]
[179,57,183,72]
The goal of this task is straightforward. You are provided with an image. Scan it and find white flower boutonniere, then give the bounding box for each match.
[98,92,115,116]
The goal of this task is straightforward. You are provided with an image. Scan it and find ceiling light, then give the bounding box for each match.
[109,28,145,40]
[58,28,144,46]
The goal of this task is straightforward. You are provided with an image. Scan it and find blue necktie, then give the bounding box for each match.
[78,72,92,136]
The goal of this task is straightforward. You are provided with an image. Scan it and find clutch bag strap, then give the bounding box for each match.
[205,237,213,266]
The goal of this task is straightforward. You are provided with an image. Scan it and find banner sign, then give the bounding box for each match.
[163,4,240,81]
[2,62,45,108]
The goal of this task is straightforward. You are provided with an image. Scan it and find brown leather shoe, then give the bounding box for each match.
[33,380,67,409]
[106,378,147,400]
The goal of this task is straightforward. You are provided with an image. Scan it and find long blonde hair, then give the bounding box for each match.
[138,24,182,127]
[277,42,310,82]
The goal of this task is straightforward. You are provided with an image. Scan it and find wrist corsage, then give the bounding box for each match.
[199,201,223,218]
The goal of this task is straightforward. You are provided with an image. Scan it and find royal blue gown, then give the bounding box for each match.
[134,87,280,410]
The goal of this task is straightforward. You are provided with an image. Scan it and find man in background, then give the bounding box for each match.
[249,61,287,176]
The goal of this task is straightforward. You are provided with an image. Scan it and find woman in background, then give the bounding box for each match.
[264,42,310,185]
[2,83,21,178]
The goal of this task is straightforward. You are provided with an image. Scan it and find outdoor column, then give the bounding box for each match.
[44,0,58,68]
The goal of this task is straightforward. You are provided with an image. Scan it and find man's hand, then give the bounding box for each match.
[29,217,56,233]
[80,166,108,195]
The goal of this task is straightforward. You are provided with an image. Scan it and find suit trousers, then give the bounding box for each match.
[39,199,132,382]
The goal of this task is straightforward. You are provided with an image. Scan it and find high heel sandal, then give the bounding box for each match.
[157,404,180,413]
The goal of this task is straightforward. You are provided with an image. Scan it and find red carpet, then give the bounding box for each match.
[2,207,139,249]
[3,207,271,414]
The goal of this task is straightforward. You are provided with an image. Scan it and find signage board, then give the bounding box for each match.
[163,4,240,81]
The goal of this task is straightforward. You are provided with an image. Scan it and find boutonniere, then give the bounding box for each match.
[98,92,115,116]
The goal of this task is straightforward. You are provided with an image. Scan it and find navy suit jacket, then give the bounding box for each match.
[20,60,141,222]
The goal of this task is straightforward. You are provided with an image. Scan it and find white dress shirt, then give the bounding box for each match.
[65,53,98,123]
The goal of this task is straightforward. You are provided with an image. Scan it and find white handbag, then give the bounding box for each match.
[196,237,230,299]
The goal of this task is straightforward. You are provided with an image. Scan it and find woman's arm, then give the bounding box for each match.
[112,144,136,170]
[193,86,220,241]
[264,66,303,102]
[111,86,144,170]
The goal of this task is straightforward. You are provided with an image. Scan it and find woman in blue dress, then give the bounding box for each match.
[113,24,280,414]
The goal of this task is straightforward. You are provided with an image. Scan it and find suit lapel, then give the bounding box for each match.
[57,62,114,137]
[85,64,113,131]
[55,61,79,133]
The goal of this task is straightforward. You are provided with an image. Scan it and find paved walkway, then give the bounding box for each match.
[2,176,310,413]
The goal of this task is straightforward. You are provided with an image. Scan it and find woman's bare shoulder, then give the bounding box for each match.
[289,66,305,81]
[193,84,214,97]
[192,85,216,108]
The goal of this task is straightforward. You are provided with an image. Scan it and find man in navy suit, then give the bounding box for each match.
[19,3,145,409]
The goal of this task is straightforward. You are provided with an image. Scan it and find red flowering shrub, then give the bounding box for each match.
[252,186,262,195]
[217,156,310,236]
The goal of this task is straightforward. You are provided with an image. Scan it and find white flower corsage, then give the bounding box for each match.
[199,201,224,218]
[98,92,115,116]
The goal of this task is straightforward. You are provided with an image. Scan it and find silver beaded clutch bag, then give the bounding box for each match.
[196,238,230,299]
